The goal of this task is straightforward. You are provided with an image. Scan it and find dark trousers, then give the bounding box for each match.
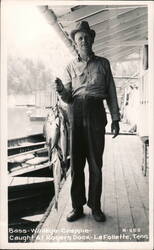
[69,97,107,210]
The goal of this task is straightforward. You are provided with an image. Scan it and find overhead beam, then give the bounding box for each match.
[117,58,141,62]
[104,46,139,59]
[109,48,139,62]
[99,47,139,60]
[113,76,139,79]
[37,6,77,56]
[109,47,139,58]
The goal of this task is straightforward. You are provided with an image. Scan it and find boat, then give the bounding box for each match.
[8,176,54,220]
[8,133,52,177]
[8,132,69,233]
[8,134,54,233]
[8,133,46,156]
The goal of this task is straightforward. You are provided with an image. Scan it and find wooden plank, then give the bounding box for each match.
[8,133,43,144]
[110,57,140,63]
[8,177,53,186]
[8,141,45,151]
[96,39,144,59]
[113,76,139,79]
[9,163,49,177]
[94,26,147,49]
[110,49,139,63]
[100,135,119,237]
[8,176,15,186]
[96,45,138,58]
[100,48,139,63]
[111,136,135,241]
[96,41,148,49]
[97,47,138,61]
[8,147,48,160]
[9,177,29,186]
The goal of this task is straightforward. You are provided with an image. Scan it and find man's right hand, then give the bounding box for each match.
[55,77,64,93]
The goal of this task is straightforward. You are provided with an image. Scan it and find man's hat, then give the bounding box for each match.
[70,21,96,41]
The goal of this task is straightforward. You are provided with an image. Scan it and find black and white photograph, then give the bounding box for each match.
[0,1,154,249]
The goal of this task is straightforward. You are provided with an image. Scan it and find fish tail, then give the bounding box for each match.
[54,201,58,210]
[61,161,67,180]
[62,169,66,180]
[63,167,67,180]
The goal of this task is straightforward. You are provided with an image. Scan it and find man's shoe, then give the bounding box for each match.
[66,207,84,222]
[92,209,106,222]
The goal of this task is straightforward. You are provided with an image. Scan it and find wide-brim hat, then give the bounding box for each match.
[70,21,96,41]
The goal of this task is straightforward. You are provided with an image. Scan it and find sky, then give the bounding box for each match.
[4,3,73,77]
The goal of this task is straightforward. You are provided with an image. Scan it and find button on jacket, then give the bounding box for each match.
[60,54,120,121]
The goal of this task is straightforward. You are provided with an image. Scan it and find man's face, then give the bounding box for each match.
[74,31,93,54]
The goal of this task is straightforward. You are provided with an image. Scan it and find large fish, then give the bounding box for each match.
[43,108,60,161]
[43,105,69,209]
[59,112,68,179]
[51,148,62,210]
[43,108,55,145]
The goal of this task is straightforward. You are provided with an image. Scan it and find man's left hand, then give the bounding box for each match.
[111,121,120,138]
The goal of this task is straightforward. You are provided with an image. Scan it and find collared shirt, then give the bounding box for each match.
[60,54,120,121]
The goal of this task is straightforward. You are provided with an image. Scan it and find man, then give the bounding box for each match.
[55,21,120,222]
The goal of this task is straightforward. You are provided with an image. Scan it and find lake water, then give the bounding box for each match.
[8,107,44,139]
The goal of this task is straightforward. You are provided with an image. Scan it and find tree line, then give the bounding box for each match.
[7,56,54,95]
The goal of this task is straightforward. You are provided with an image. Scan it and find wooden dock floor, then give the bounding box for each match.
[33,134,149,243]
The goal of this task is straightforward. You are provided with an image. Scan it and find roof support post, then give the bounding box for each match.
[37,6,77,56]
